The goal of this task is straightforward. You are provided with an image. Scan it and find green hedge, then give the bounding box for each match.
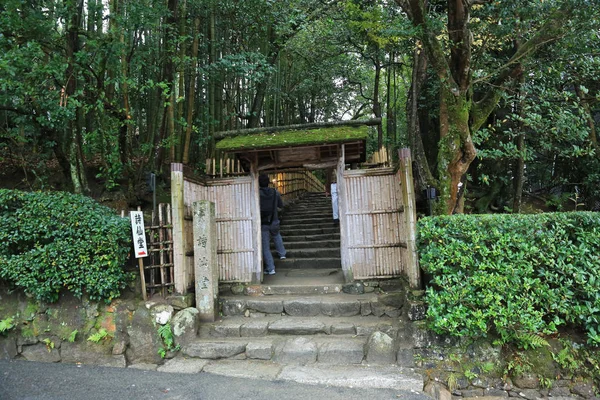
[0,189,132,303]
[418,212,600,346]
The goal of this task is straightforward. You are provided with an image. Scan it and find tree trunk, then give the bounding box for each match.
[373,62,383,148]
[182,16,201,164]
[64,0,89,194]
[154,0,178,172]
[575,84,598,152]
[248,25,279,129]
[385,53,396,147]
[513,72,526,213]
[407,45,435,192]
[208,4,216,151]
[437,87,476,214]
[397,0,569,214]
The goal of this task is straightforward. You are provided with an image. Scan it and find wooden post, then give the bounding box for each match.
[250,159,262,283]
[398,148,421,288]
[337,145,353,282]
[193,201,219,322]
[171,163,187,294]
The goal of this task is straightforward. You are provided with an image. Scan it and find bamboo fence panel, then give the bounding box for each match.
[180,169,325,284]
[341,168,406,279]
[205,153,245,177]
[183,176,256,282]
[267,170,325,203]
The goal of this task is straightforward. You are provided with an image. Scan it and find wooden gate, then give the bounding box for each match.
[171,147,419,294]
[177,173,260,287]
[337,148,419,287]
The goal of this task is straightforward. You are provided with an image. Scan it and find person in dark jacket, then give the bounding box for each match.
[259,174,286,275]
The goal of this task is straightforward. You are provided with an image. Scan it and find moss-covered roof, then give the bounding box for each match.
[216,125,369,151]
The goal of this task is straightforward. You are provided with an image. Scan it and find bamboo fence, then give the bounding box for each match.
[180,169,325,283]
[123,204,174,299]
[267,169,325,203]
[341,168,406,279]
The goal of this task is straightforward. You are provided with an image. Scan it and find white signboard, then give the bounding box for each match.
[130,211,148,258]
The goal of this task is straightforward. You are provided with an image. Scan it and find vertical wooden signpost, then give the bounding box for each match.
[130,209,148,300]
[193,200,219,322]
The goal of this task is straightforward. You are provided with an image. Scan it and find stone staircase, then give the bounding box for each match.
[174,191,425,392]
[276,192,341,270]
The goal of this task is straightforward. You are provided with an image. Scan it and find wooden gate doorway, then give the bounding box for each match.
[170,124,419,295]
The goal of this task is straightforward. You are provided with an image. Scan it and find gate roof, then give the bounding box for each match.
[216,125,368,170]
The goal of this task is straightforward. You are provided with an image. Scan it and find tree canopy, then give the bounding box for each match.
[1,0,599,213]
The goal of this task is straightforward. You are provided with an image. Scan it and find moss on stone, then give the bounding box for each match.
[21,325,35,338]
[216,125,369,151]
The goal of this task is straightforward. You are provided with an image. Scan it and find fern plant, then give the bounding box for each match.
[87,328,110,343]
[68,329,78,343]
[157,323,180,358]
[0,317,15,334]
[516,333,550,350]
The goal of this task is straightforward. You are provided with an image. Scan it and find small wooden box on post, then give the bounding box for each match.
[192,200,219,322]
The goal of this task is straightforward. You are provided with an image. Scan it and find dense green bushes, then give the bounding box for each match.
[418,212,600,346]
[0,189,132,303]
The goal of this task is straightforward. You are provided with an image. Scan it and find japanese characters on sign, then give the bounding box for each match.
[130,211,148,258]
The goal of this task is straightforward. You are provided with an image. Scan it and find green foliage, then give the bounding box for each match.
[68,329,78,343]
[157,323,180,358]
[515,333,550,350]
[0,317,15,334]
[504,353,533,378]
[0,189,132,303]
[419,212,600,346]
[552,339,600,379]
[447,372,459,392]
[87,328,111,343]
[42,338,55,352]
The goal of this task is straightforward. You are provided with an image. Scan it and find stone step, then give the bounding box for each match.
[282,204,332,215]
[282,211,333,220]
[274,257,342,269]
[201,315,403,339]
[280,226,339,236]
[280,214,333,220]
[220,293,406,318]
[184,336,366,365]
[281,232,340,242]
[272,248,340,259]
[282,222,338,230]
[159,359,424,392]
[286,204,332,211]
[183,321,422,372]
[182,334,407,367]
[274,240,340,249]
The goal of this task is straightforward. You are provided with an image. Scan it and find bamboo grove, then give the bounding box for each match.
[1,0,599,214]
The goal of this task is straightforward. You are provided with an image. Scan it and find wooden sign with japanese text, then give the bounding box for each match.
[130,211,148,258]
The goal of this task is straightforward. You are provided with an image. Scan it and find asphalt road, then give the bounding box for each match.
[0,360,430,400]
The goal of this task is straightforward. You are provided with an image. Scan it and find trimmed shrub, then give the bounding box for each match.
[418,212,600,346]
[0,189,132,303]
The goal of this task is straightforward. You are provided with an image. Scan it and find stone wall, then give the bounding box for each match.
[0,287,198,368]
[417,332,598,400]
